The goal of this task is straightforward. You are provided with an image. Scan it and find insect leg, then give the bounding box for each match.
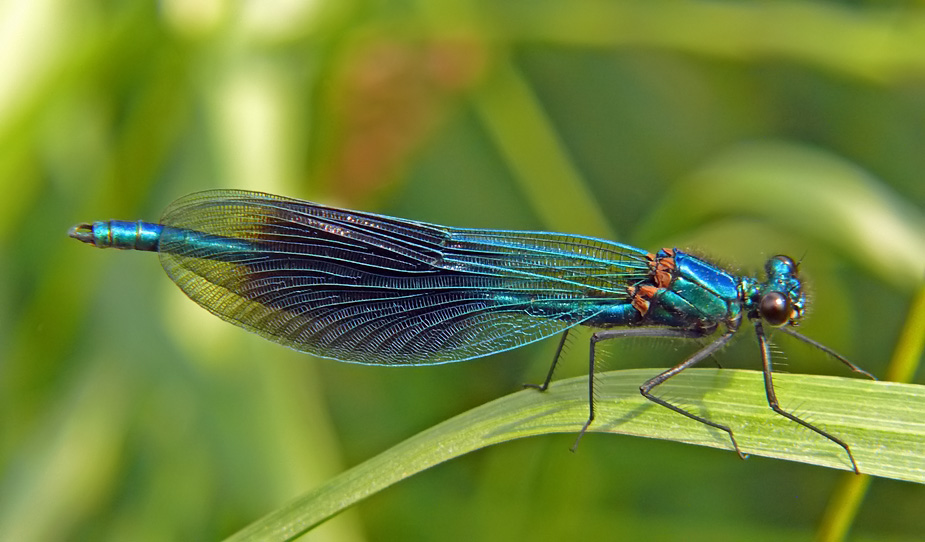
[638,329,744,458]
[756,322,861,474]
[571,327,714,452]
[524,329,571,392]
[777,326,876,380]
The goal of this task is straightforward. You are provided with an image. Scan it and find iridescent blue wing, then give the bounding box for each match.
[157,190,650,365]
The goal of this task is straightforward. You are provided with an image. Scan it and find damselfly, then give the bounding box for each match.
[69,190,875,472]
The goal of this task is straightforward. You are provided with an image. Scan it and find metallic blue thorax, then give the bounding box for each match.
[645,250,742,329]
[588,248,744,333]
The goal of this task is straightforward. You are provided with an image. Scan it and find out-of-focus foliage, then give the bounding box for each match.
[0,1,922,541]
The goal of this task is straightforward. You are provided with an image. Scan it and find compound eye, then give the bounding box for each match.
[766,255,798,276]
[759,291,792,326]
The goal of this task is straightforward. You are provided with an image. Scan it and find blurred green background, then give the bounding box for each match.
[1,0,923,540]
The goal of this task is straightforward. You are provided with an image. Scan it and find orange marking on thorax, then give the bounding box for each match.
[631,249,679,317]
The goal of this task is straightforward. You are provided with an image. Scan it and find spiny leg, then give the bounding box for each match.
[778,326,876,381]
[638,329,746,458]
[756,322,861,474]
[569,327,714,452]
[524,329,571,392]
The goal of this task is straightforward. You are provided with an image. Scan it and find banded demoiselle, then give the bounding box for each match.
[69,190,875,472]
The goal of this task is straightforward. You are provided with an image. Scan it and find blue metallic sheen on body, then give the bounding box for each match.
[158,226,256,260]
[87,220,164,251]
[66,191,804,364]
[672,251,739,301]
[581,303,642,328]
[649,280,725,328]
[69,190,659,365]
[67,189,872,473]
[625,251,742,330]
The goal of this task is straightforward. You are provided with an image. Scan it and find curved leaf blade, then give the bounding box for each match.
[227,369,924,541]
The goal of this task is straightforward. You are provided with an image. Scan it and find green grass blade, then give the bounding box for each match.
[816,283,925,541]
[225,369,924,542]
